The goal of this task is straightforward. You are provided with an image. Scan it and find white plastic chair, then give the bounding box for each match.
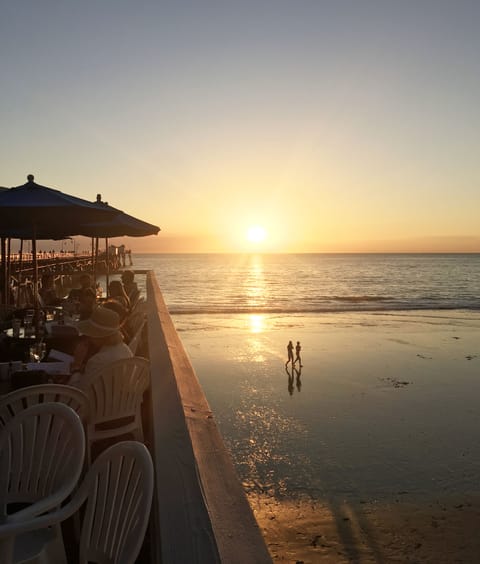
[0,441,154,564]
[0,402,86,563]
[80,357,150,462]
[126,309,146,338]
[128,290,143,311]
[0,384,90,426]
[129,295,145,314]
[127,316,147,355]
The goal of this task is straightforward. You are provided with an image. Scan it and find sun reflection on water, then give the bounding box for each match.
[232,398,310,498]
[249,314,265,333]
[243,254,268,309]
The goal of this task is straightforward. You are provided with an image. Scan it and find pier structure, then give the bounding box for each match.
[7,249,128,278]
[0,247,131,310]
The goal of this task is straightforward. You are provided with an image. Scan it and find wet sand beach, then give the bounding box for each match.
[250,493,480,563]
[175,310,480,563]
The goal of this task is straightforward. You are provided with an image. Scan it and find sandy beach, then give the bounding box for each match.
[249,492,480,563]
[176,310,480,563]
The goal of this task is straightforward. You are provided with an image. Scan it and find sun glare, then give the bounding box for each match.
[246,225,267,244]
[249,314,265,333]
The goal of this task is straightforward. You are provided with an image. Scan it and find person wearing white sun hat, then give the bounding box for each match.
[69,306,133,386]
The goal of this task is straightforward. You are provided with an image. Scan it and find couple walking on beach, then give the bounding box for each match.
[286,340,302,367]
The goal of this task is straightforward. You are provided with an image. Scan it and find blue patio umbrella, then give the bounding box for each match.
[0,175,115,236]
[77,196,160,295]
[0,177,160,307]
[0,175,117,307]
[79,208,160,238]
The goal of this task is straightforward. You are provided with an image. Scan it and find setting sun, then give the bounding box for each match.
[246,225,267,244]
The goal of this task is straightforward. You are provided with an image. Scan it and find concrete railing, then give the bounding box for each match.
[145,271,272,563]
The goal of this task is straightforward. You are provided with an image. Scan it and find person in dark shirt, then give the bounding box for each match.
[68,274,94,300]
[108,280,131,311]
[39,274,61,306]
[294,341,302,367]
[286,340,294,366]
[121,270,140,305]
[67,274,96,319]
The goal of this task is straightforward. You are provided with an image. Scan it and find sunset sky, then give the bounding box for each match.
[1,1,479,253]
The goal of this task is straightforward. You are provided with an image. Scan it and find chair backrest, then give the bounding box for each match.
[127,317,147,355]
[128,288,142,310]
[0,383,90,426]
[130,295,145,314]
[126,310,146,337]
[78,441,154,564]
[0,402,85,522]
[81,357,150,427]
[0,441,153,564]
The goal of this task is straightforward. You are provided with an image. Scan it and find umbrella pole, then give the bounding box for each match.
[17,240,23,308]
[105,238,109,297]
[94,237,99,289]
[91,237,95,286]
[6,238,11,305]
[1,237,6,307]
[32,228,39,328]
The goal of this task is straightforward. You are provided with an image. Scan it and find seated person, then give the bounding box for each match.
[69,306,133,387]
[103,299,131,341]
[121,270,140,305]
[108,280,131,311]
[66,274,96,319]
[39,274,62,306]
[68,273,94,301]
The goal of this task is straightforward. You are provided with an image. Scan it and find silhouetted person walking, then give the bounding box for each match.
[294,341,302,367]
[286,340,294,366]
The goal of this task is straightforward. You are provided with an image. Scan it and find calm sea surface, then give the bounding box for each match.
[130,254,480,503]
[133,253,480,314]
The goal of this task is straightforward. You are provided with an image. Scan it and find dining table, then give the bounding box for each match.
[0,310,79,393]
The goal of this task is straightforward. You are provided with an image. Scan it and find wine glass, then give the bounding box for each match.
[29,342,46,363]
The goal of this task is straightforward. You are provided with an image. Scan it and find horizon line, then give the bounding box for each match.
[133,250,480,255]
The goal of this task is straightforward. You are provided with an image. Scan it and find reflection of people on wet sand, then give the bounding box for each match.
[285,340,294,366]
[286,364,302,394]
[294,341,303,367]
[287,369,294,395]
[294,365,302,392]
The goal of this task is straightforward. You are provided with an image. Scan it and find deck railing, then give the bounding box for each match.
[145,271,272,563]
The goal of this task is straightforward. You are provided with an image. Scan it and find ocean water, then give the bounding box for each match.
[133,253,480,314]
[130,253,480,503]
